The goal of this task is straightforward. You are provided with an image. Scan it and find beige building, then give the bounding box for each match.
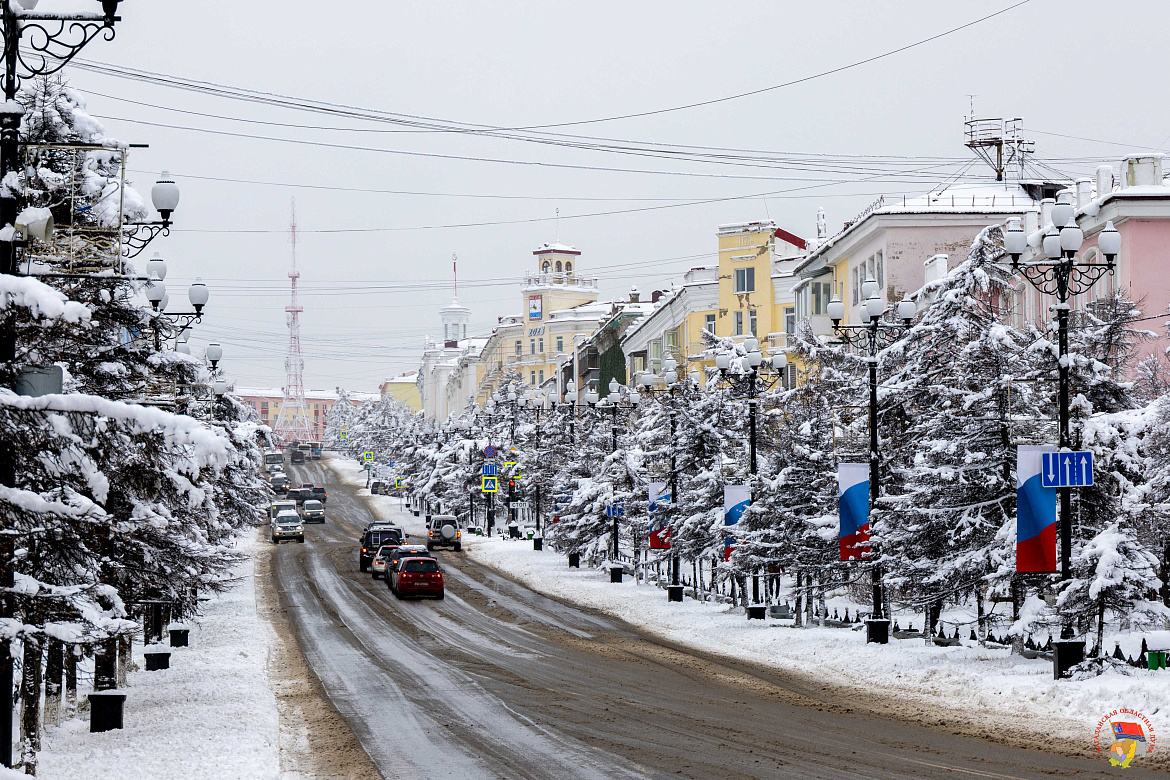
[379,372,421,411]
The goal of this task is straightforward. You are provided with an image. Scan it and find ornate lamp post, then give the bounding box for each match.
[827,281,915,644]
[602,378,640,560]
[1002,204,1119,668]
[713,338,788,604]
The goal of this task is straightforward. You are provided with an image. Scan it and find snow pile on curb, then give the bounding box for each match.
[39,532,280,780]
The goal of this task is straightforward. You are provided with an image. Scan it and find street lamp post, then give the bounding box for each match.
[603,378,640,562]
[714,339,788,604]
[0,3,127,763]
[640,357,689,590]
[828,281,915,644]
[1002,206,1119,665]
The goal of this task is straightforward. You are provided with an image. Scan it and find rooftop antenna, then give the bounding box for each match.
[966,94,977,122]
[452,252,458,300]
[555,207,560,243]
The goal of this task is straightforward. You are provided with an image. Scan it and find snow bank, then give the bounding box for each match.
[463,530,1170,750]
[38,532,280,780]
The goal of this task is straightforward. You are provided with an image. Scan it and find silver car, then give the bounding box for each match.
[271,511,304,544]
[301,500,325,523]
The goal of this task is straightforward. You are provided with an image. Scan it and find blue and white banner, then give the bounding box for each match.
[837,463,870,561]
[648,482,671,549]
[723,484,750,559]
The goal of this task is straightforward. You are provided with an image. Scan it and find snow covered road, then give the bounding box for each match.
[272,459,1151,779]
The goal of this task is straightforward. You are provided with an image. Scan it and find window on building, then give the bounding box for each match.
[851,266,859,305]
[444,324,449,340]
[784,306,796,335]
[749,309,757,336]
[530,339,536,355]
[538,369,544,383]
[538,338,544,354]
[785,363,797,389]
[261,401,268,408]
[542,261,550,273]
[649,339,662,370]
[565,262,572,273]
[734,267,755,294]
[515,341,522,356]
[663,327,679,358]
[876,250,884,288]
[531,371,536,385]
[734,311,744,336]
[555,261,562,272]
[811,281,824,315]
[704,313,716,334]
[556,336,564,353]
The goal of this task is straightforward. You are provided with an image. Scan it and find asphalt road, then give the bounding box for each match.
[273,460,1150,779]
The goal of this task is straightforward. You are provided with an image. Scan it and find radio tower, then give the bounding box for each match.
[272,198,315,446]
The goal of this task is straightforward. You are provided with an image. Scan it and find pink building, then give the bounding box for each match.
[234,387,378,439]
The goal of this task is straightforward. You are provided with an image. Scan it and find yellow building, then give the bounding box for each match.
[379,372,421,411]
[475,242,616,403]
[621,220,806,385]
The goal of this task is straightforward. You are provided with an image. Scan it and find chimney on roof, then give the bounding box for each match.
[1096,165,1114,199]
[1076,179,1093,209]
[629,286,641,303]
[651,290,664,303]
[816,207,827,241]
[1123,154,1164,187]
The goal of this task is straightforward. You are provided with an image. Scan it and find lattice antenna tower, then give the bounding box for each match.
[272,198,315,445]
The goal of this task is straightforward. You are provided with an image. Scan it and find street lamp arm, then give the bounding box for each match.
[831,323,905,354]
[9,18,117,80]
[1004,259,1114,299]
[121,221,171,258]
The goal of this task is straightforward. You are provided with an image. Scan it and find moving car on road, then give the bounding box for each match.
[310,486,327,504]
[269,471,289,495]
[301,500,326,523]
[427,515,462,552]
[370,545,398,579]
[263,450,284,473]
[385,546,432,593]
[370,480,384,495]
[271,511,305,544]
[391,556,444,600]
[291,448,305,464]
[269,500,297,520]
[359,525,405,572]
[286,487,313,506]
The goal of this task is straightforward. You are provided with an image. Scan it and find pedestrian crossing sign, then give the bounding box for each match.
[482,476,498,493]
[362,452,373,462]
[395,478,405,489]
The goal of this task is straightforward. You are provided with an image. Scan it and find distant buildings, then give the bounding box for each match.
[235,387,378,440]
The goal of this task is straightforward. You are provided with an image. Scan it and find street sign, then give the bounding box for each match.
[606,500,625,518]
[395,477,405,489]
[1041,451,1093,488]
[482,476,498,493]
[505,462,520,480]
[484,445,497,458]
[362,451,374,462]
[482,464,498,476]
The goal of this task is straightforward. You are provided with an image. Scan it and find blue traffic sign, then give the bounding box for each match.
[484,445,497,458]
[482,464,498,476]
[606,500,626,518]
[482,476,498,493]
[1041,451,1093,488]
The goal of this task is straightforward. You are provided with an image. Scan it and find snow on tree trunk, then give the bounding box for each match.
[43,640,61,729]
[20,635,42,775]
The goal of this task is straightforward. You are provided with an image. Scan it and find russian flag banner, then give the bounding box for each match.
[838,463,870,561]
[1017,445,1057,573]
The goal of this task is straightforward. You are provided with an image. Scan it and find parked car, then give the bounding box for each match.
[310,486,327,504]
[301,499,325,523]
[269,500,297,520]
[427,515,462,552]
[392,556,444,600]
[286,487,313,506]
[271,511,304,544]
[359,525,405,572]
[385,546,432,592]
[370,480,384,495]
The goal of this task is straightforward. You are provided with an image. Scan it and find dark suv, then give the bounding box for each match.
[286,487,313,506]
[310,486,327,504]
[359,525,405,572]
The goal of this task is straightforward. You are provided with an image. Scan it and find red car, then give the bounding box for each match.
[392,556,444,600]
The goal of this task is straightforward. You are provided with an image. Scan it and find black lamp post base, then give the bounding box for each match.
[1053,640,1085,679]
[568,552,580,568]
[865,619,890,644]
[666,585,684,602]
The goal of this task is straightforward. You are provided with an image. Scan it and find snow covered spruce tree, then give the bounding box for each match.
[880,225,1041,642]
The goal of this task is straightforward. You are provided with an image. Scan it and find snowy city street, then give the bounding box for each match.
[7,1,1170,778]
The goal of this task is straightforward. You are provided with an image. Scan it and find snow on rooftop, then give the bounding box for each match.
[532,241,581,255]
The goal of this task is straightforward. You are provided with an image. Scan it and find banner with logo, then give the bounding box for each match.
[648,481,671,549]
[723,484,750,561]
[838,463,870,561]
[1017,445,1057,572]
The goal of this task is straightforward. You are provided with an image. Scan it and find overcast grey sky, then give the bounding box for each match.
[64,0,1170,392]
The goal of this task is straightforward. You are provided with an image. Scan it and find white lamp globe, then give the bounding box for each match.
[827,296,845,322]
[861,277,879,298]
[865,294,885,319]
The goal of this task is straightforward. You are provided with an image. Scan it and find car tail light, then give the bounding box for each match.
[361,548,367,553]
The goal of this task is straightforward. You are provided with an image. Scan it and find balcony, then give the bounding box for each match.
[522,272,599,292]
